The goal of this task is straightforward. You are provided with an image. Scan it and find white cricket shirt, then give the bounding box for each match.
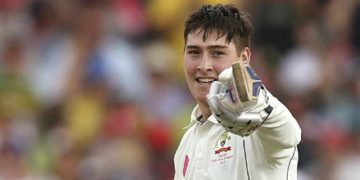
[174,92,301,180]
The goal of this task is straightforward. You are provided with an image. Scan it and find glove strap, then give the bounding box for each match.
[258,85,273,121]
[259,105,273,121]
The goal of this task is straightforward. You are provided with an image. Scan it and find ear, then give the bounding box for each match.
[239,47,251,64]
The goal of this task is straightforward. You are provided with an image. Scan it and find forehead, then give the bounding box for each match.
[186,30,233,47]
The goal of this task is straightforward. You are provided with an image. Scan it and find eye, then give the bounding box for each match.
[211,51,225,56]
[187,50,200,56]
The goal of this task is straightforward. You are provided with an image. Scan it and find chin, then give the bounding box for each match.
[190,84,211,104]
[194,92,209,105]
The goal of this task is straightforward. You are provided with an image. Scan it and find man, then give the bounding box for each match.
[174,4,301,180]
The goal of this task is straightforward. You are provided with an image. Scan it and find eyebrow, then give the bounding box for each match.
[185,45,228,49]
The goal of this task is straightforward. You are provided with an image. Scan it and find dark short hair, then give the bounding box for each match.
[184,4,253,53]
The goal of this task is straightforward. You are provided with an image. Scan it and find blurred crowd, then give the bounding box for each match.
[0,0,359,179]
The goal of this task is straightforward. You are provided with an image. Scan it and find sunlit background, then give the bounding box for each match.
[0,0,359,179]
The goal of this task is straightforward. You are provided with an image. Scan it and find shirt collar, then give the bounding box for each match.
[184,105,219,129]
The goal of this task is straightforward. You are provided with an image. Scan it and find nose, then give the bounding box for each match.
[197,55,213,73]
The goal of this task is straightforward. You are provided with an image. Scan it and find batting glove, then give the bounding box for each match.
[207,61,273,136]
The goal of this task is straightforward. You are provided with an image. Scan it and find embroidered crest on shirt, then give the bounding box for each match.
[214,131,231,151]
[211,131,234,166]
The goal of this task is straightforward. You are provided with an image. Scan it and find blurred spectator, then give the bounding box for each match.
[253,0,296,61]
[23,0,76,106]
[0,0,358,179]
[140,40,191,121]
[0,37,39,120]
[350,2,360,54]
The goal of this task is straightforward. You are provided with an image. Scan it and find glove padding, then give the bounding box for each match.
[207,61,272,136]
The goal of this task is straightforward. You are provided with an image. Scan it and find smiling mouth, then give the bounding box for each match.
[196,77,217,84]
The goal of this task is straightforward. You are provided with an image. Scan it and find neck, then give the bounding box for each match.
[198,103,212,120]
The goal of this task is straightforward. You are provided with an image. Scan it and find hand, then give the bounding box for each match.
[207,61,273,136]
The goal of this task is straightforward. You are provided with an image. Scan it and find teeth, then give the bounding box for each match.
[197,78,216,83]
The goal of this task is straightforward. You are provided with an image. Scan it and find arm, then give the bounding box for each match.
[252,92,301,166]
[254,89,301,148]
[207,61,301,146]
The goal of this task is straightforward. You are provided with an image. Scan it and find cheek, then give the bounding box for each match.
[213,60,234,74]
[184,59,197,75]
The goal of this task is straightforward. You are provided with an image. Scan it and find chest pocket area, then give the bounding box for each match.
[209,131,236,168]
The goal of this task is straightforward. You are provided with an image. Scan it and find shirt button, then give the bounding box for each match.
[196,147,201,153]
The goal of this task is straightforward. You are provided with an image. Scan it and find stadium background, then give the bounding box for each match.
[0,0,359,179]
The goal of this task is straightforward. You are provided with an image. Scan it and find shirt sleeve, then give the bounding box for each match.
[252,90,301,165]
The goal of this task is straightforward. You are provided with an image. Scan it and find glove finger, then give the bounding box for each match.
[207,81,227,115]
[208,93,236,125]
[207,94,223,116]
[212,97,239,127]
[218,66,233,83]
[237,121,261,136]
[236,112,262,125]
[208,81,223,96]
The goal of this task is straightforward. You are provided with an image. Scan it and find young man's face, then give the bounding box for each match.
[184,30,246,106]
